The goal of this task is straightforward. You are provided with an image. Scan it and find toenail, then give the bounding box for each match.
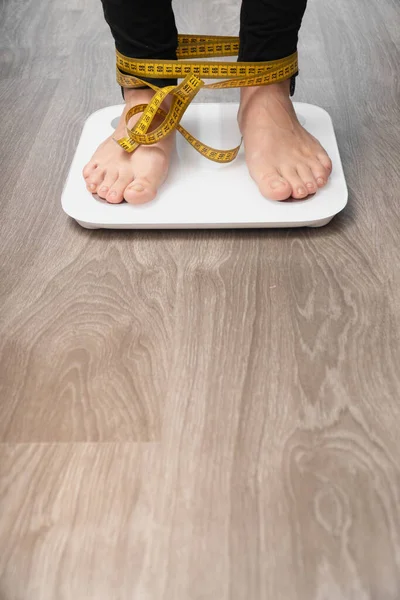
[88,183,95,191]
[271,179,285,189]
[298,187,306,195]
[99,186,108,194]
[317,177,325,186]
[109,191,117,198]
[131,183,145,192]
[306,182,314,189]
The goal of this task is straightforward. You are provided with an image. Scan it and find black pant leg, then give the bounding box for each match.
[100,0,178,91]
[238,0,307,61]
[238,0,307,94]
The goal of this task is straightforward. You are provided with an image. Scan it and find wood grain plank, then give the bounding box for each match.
[0,237,175,440]
[0,443,160,600]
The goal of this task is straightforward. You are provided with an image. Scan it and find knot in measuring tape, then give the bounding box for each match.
[115,35,298,163]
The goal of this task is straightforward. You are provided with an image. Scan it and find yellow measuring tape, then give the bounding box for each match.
[115,35,298,163]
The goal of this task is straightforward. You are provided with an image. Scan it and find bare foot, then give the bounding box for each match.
[82,88,175,204]
[238,80,333,201]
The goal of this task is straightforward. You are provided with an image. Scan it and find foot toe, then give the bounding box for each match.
[296,164,318,195]
[317,151,333,173]
[97,170,118,199]
[258,171,292,201]
[106,174,131,204]
[124,147,170,205]
[124,178,157,205]
[82,162,98,179]
[86,167,106,193]
[281,167,309,200]
[310,161,329,188]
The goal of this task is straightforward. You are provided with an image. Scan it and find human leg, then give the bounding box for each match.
[238,0,333,201]
[82,0,178,204]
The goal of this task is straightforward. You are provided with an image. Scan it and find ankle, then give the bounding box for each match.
[240,79,291,104]
[115,87,173,138]
[238,79,292,128]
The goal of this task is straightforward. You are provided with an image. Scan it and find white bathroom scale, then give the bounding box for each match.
[61,102,347,229]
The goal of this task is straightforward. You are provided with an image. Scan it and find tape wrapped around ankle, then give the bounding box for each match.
[115,34,298,163]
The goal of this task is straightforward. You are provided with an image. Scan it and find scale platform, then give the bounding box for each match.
[62,102,347,229]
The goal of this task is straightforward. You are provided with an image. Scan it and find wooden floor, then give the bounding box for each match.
[1,0,400,598]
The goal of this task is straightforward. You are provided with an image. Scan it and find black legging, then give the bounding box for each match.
[101,0,307,91]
